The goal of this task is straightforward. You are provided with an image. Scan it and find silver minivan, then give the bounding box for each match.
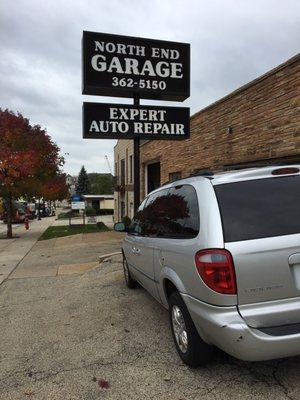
[114,165,300,366]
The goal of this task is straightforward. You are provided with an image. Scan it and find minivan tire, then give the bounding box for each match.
[169,291,213,367]
[123,256,136,289]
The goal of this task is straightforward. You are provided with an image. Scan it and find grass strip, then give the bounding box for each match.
[39,222,109,241]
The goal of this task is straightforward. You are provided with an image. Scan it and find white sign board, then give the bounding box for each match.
[71,201,85,210]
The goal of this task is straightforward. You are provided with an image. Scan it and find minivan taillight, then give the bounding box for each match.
[195,249,237,295]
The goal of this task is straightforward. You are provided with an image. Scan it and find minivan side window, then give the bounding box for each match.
[140,189,170,236]
[128,197,148,235]
[128,185,200,238]
[138,185,199,238]
[164,185,200,238]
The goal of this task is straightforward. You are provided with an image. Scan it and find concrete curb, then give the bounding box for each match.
[98,251,122,264]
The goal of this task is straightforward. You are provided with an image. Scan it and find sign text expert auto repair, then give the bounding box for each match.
[83,103,189,140]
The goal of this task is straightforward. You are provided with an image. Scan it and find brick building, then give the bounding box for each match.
[114,54,299,218]
[114,139,134,221]
[141,54,299,197]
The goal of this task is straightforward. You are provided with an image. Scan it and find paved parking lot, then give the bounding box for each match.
[1,253,300,400]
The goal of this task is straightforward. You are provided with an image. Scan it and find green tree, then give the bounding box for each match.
[76,166,91,195]
[88,173,113,194]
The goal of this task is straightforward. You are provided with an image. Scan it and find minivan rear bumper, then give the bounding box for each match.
[182,294,300,361]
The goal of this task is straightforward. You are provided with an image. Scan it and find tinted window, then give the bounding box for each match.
[214,175,300,242]
[139,185,199,238]
[129,185,200,238]
[165,185,200,238]
[128,197,148,235]
[140,189,170,236]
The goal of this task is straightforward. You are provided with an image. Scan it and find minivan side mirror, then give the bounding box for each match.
[114,222,127,232]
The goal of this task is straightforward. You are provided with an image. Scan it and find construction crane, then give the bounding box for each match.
[105,155,113,175]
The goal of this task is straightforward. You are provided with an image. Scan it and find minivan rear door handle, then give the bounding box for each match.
[289,253,300,291]
[158,249,165,266]
[132,247,141,255]
[289,254,300,265]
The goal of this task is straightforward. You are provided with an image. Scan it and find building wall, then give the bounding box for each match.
[85,197,114,210]
[102,198,114,209]
[66,175,77,196]
[140,54,300,198]
[114,139,134,221]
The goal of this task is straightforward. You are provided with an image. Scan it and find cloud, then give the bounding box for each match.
[1,0,299,174]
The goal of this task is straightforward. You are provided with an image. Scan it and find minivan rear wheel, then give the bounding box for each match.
[169,291,213,367]
[123,256,136,289]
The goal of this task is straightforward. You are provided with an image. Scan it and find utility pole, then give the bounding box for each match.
[133,93,140,212]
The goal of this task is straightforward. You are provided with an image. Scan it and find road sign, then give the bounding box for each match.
[71,194,82,202]
[71,201,85,210]
[82,31,190,101]
[83,102,190,140]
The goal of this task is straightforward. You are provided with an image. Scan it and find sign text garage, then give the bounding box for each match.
[82,31,190,101]
[83,103,189,140]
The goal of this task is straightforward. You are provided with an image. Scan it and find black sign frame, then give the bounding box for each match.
[82,102,190,140]
[82,31,190,102]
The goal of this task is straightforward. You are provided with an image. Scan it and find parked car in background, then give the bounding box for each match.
[1,208,26,223]
[115,165,300,367]
[0,201,36,223]
[25,203,36,220]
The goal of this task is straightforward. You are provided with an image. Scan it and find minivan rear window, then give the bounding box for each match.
[214,175,300,242]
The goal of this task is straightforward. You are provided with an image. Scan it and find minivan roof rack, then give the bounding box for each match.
[161,170,214,187]
[189,170,214,178]
[223,162,296,171]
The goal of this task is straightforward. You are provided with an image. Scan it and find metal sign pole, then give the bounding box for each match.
[82,32,190,214]
[133,93,140,212]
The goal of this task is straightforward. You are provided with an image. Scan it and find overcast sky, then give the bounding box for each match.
[1,0,299,175]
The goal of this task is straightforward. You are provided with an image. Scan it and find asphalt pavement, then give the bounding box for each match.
[1,251,300,400]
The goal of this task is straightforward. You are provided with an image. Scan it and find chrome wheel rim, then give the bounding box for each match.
[123,259,129,282]
[172,305,188,353]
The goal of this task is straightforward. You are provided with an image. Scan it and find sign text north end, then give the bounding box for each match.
[82,31,190,101]
[83,102,190,140]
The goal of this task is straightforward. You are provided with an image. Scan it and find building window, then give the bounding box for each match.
[169,171,182,182]
[129,155,133,183]
[120,159,125,186]
[115,162,118,183]
[147,162,161,193]
[130,202,134,218]
[121,201,125,218]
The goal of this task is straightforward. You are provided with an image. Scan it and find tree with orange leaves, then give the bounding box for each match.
[40,173,70,203]
[0,109,66,238]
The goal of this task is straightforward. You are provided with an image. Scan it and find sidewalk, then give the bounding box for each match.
[8,230,124,279]
[0,217,55,285]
